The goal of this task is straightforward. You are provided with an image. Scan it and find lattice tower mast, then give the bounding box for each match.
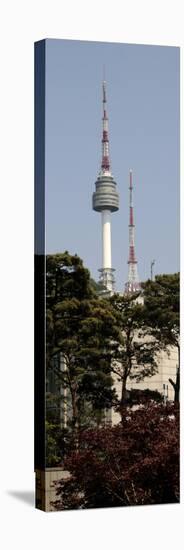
[125,170,141,293]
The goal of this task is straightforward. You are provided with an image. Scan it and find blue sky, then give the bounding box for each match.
[45,39,179,291]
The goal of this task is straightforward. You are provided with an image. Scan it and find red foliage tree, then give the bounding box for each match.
[53,404,179,510]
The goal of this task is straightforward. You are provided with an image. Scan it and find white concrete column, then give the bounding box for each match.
[101,210,111,268]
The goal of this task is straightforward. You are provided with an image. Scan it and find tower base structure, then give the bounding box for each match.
[98,267,115,294]
[124,281,141,294]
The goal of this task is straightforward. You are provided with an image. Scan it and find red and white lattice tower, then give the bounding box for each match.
[124,170,141,294]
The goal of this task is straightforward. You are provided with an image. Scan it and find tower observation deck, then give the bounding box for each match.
[92,81,119,291]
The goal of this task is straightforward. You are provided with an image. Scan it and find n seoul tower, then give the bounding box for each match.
[92,81,119,291]
[125,170,141,293]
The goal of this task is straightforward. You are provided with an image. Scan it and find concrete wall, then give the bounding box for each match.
[35,468,69,512]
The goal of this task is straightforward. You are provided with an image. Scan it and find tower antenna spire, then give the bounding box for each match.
[92,80,119,293]
[101,79,111,173]
[125,170,141,294]
[151,259,155,281]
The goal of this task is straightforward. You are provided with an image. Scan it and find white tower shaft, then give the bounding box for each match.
[102,210,112,268]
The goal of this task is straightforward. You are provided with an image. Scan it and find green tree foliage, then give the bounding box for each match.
[109,293,160,417]
[89,277,106,293]
[53,404,179,510]
[143,273,180,401]
[46,420,75,467]
[46,252,119,434]
[126,388,163,406]
[45,420,63,467]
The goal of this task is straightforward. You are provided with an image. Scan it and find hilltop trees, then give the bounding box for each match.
[46,253,180,438]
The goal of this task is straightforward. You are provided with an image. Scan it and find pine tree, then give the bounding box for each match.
[46,252,119,441]
[110,293,161,417]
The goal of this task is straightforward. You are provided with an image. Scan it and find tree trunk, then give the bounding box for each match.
[70,387,79,449]
[120,374,128,421]
[168,345,180,403]
[176,346,180,403]
[175,366,180,403]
